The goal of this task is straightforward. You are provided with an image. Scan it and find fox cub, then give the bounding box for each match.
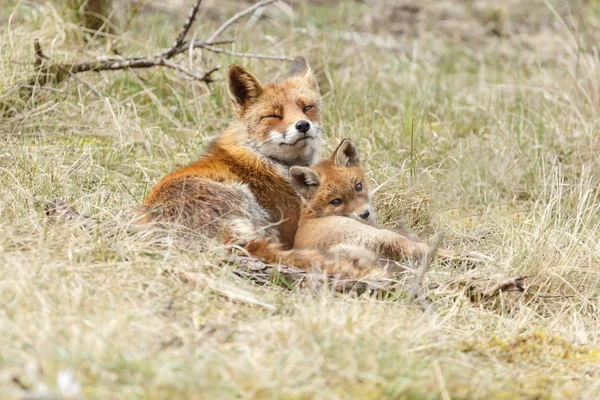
[289,139,456,266]
[140,57,322,248]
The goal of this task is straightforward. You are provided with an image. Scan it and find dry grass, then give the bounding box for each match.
[2,0,600,398]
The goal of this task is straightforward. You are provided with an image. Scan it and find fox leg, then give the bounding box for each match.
[245,239,372,278]
[372,225,457,261]
[370,230,462,262]
[329,244,378,270]
[368,230,433,262]
[318,224,433,263]
[295,217,456,268]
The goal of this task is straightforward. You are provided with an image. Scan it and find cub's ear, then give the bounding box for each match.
[288,56,319,91]
[333,139,360,168]
[289,166,321,199]
[226,65,263,115]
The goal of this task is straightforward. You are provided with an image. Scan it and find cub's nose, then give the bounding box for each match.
[359,210,370,220]
[295,120,310,134]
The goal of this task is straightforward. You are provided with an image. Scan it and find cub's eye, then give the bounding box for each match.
[262,114,282,120]
[303,105,314,113]
[330,198,342,207]
[355,183,363,192]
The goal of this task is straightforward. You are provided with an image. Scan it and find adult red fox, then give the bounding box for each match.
[288,139,456,265]
[140,57,322,248]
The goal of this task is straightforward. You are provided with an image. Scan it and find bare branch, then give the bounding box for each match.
[160,59,220,81]
[483,275,528,299]
[196,44,294,61]
[159,0,203,59]
[34,41,106,99]
[206,0,278,43]
[176,270,277,311]
[171,38,235,58]
[33,39,220,84]
[29,0,290,89]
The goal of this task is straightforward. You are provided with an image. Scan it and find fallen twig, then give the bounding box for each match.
[158,0,204,59]
[35,43,106,99]
[176,269,277,311]
[30,0,288,87]
[206,0,278,43]
[482,275,528,300]
[33,38,219,84]
[193,44,294,61]
[33,43,125,137]
[171,38,235,58]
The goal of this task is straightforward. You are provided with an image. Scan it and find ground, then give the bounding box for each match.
[1,0,600,398]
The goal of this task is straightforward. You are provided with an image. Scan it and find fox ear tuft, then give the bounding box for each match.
[288,56,319,92]
[333,139,360,168]
[290,166,321,199]
[226,65,263,114]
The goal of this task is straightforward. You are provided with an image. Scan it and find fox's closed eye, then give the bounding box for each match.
[262,114,282,120]
[303,105,314,113]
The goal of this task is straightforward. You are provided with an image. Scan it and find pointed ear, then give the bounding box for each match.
[288,56,319,91]
[333,139,360,168]
[226,65,263,114]
[289,166,321,199]
[288,56,310,77]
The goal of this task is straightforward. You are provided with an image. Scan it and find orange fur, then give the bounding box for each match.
[141,57,322,248]
[290,139,457,264]
[244,239,373,278]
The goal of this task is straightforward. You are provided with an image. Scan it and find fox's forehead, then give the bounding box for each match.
[260,80,320,107]
[314,163,366,193]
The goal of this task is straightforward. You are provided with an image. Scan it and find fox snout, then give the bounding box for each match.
[279,119,318,147]
[350,205,375,224]
[295,120,311,134]
[287,119,314,138]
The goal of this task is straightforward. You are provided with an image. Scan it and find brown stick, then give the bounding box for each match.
[30,0,287,87]
[34,41,107,97]
[206,0,278,43]
[195,44,294,61]
[159,0,203,59]
[34,39,219,83]
[177,270,277,311]
[482,275,528,299]
[171,38,235,58]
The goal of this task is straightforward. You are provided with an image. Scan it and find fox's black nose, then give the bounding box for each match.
[295,120,310,134]
[359,210,370,220]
